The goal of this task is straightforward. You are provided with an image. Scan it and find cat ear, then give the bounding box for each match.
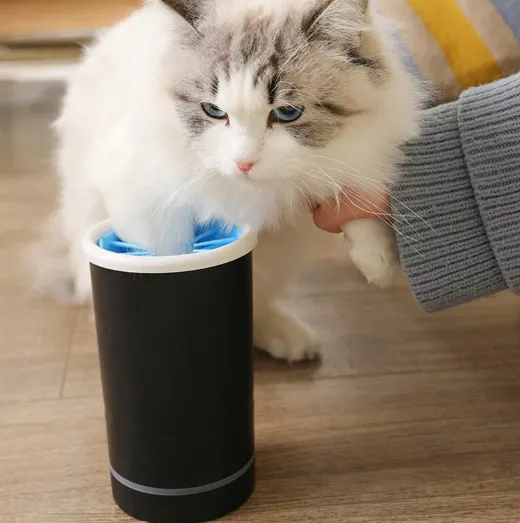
[160,0,208,29]
[301,0,369,36]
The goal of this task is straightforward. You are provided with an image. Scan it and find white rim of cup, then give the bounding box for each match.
[83,219,258,274]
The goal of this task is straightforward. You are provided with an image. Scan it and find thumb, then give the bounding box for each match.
[313,202,357,233]
[313,190,390,233]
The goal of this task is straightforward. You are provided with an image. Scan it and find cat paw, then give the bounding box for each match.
[27,245,92,304]
[254,305,321,363]
[349,244,399,289]
[71,264,93,304]
[44,278,92,305]
[49,267,92,305]
[342,219,400,289]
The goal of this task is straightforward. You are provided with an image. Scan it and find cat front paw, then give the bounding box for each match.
[27,240,93,304]
[254,305,321,363]
[342,219,400,289]
[55,262,93,304]
[348,243,399,289]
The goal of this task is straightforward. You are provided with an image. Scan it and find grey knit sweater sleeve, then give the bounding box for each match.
[391,73,520,312]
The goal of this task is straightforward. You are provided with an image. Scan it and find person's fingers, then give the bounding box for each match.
[313,190,390,233]
[313,204,354,233]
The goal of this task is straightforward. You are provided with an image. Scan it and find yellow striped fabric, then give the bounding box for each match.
[378,0,520,102]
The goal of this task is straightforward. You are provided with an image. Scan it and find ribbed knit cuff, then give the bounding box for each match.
[391,101,507,312]
[459,74,520,295]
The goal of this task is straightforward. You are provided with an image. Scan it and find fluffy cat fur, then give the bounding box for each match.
[34,0,421,362]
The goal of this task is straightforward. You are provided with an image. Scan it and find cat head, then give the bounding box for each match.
[159,0,419,212]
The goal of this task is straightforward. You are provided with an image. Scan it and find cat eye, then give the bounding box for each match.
[201,102,228,120]
[270,106,304,123]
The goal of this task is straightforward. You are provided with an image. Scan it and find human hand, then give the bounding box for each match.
[312,189,390,233]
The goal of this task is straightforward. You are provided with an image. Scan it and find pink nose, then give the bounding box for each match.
[236,161,256,174]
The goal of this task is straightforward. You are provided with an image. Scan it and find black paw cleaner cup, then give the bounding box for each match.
[83,220,258,523]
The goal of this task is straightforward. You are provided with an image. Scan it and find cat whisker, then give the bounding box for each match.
[284,178,314,210]
[310,154,438,237]
[311,168,417,228]
[307,159,427,239]
[297,168,424,245]
[319,169,426,241]
[336,190,425,247]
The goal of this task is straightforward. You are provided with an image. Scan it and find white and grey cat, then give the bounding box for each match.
[35,0,421,362]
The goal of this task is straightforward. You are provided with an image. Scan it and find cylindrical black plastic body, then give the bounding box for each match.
[89,253,255,523]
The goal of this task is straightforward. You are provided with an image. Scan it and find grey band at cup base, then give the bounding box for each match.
[109,456,254,497]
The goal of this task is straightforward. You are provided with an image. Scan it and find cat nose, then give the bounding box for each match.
[235,161,256,174]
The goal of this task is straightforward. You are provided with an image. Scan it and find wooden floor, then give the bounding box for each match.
[2,80,520,523]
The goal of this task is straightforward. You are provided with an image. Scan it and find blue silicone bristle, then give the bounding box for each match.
[98,221,241,256]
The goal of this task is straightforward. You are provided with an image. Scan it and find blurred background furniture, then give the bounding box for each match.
[0,0,140,69]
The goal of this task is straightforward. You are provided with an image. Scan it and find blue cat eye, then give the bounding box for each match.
[271,105,304,123]
[201,102,228,120]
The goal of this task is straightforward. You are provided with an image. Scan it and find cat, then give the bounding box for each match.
[34,0,421,362]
